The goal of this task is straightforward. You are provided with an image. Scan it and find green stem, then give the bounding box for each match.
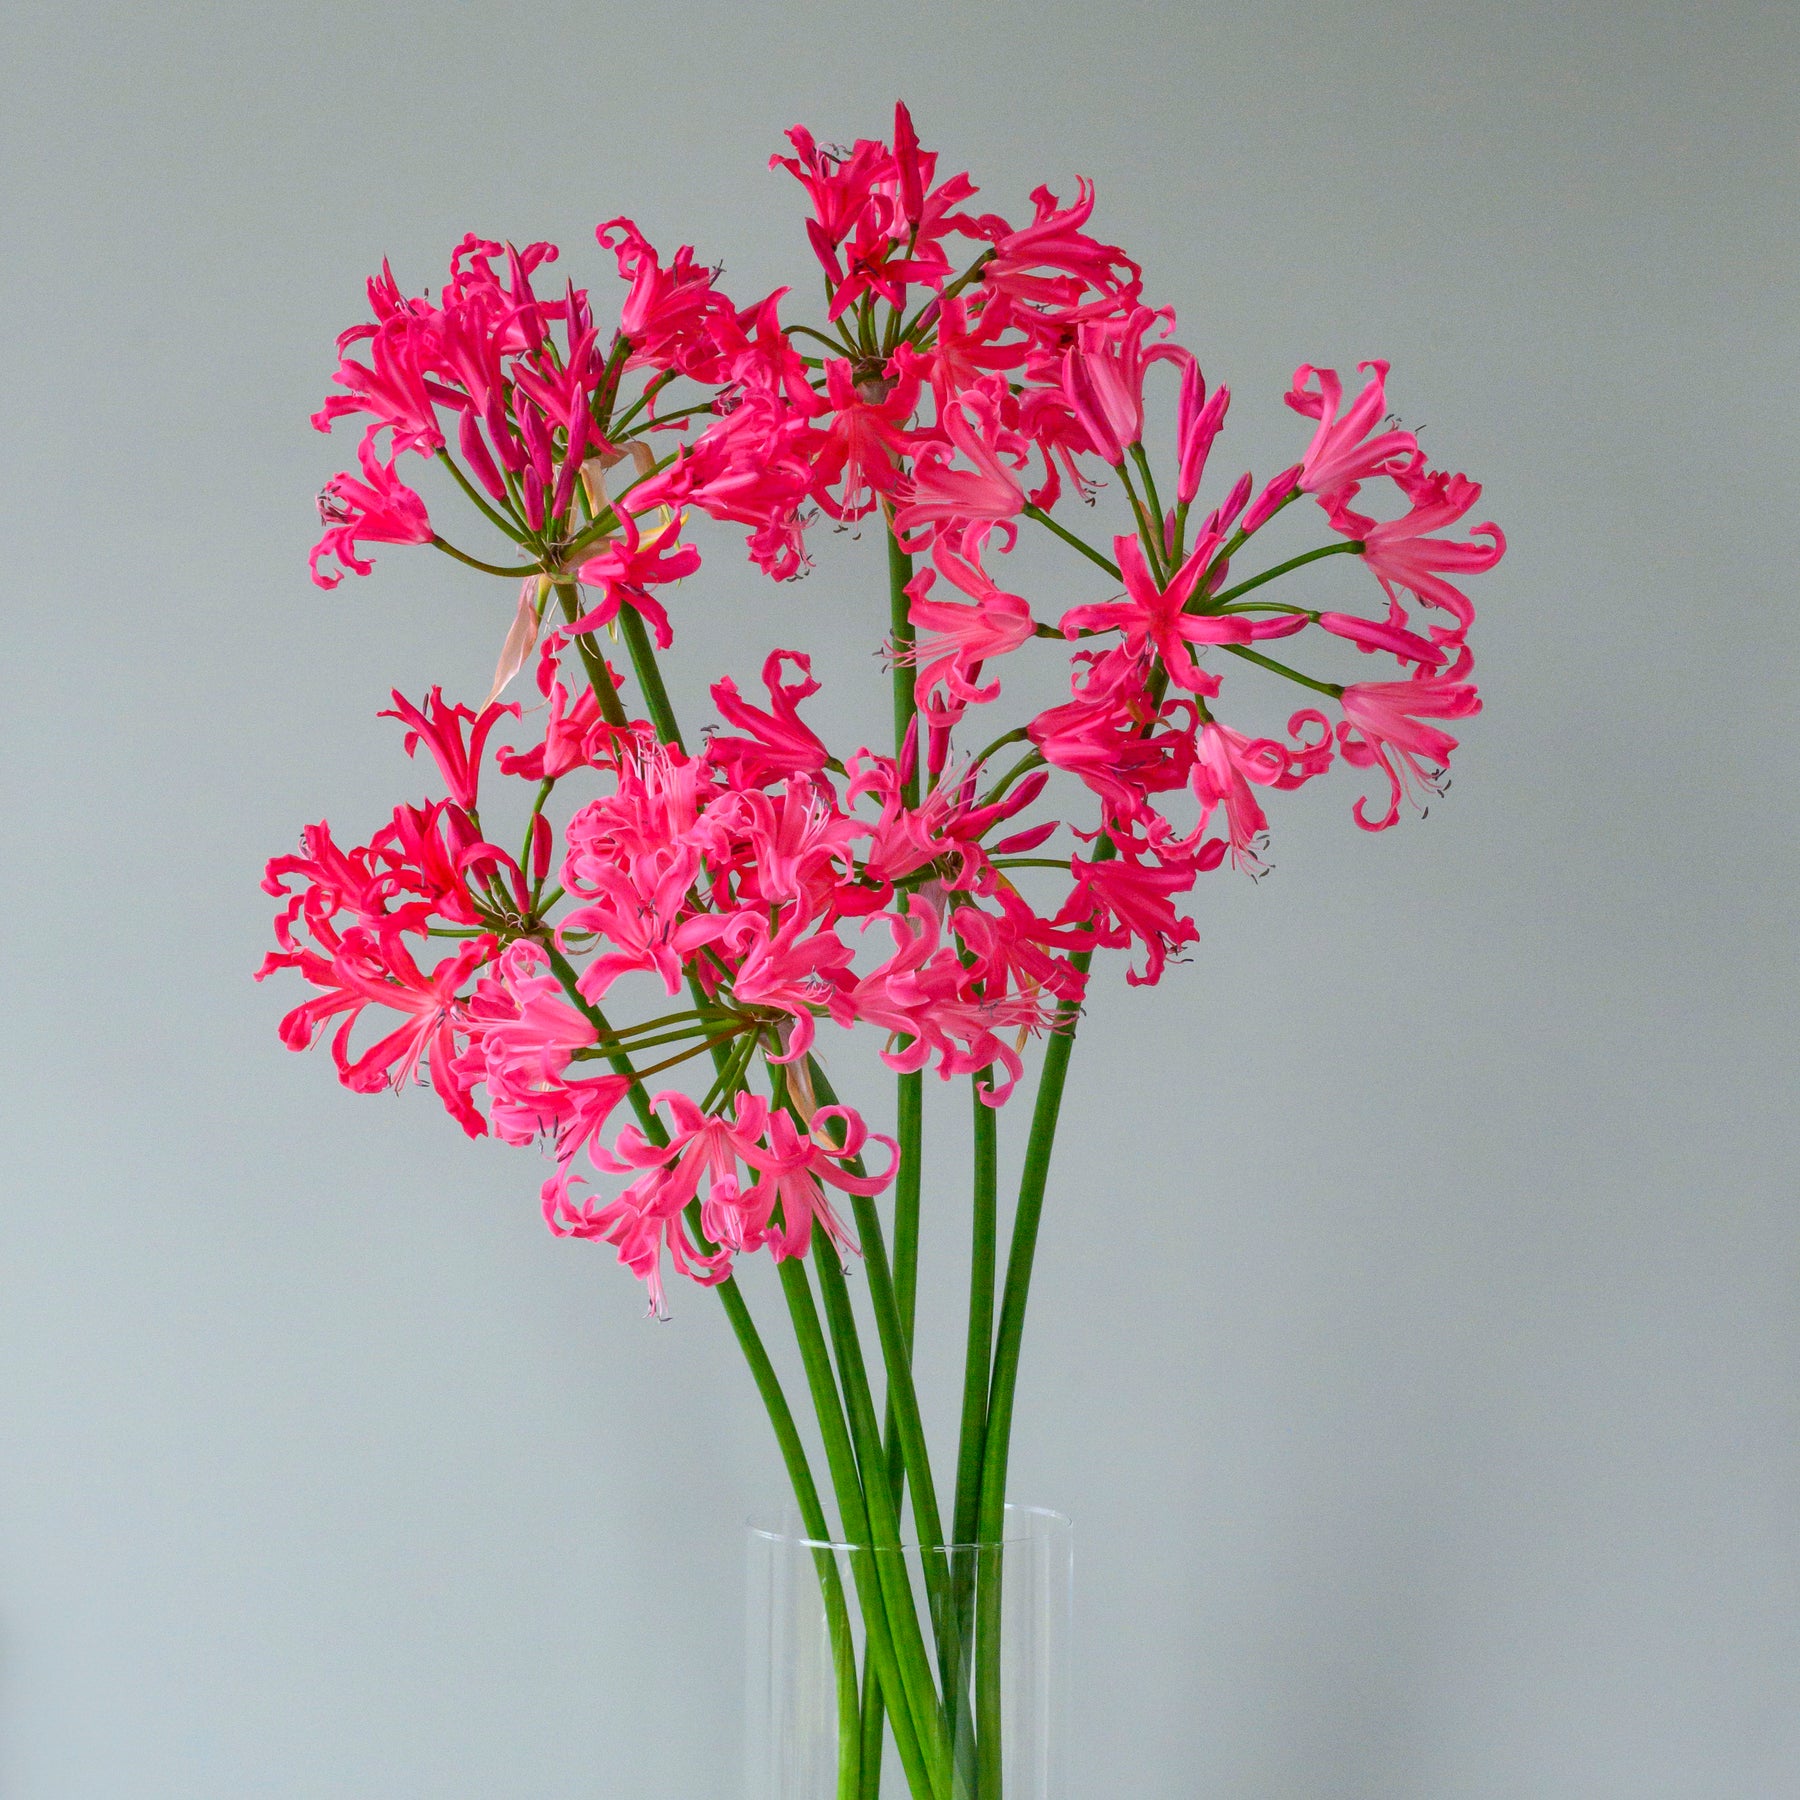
[1202,538,1363,610]
[861,1653,888,1800]
[790,323,865,359]
[554,583,631,730]
[520,779,554,899]
[435,448,531,544]
[886,523,920,804]
[589,335,632,434]
[617,605,686,752]
[848,1167,945,1550]
[966,726,1028,773]
[588,1004,738,1042]
[1114,458,1168,585]
[606,370,676,440]
[972,945,1098,1798]
[799,1067,947,1586]
[811,1238,953,1798]
[709,1254,862,1800]
[1021,503,1122,580]
[978,751,1047,810]
[875,515,932,1797]
[885,1068,923,1509]
[569,1023,731,1060]
[946,1072,999,1788]
[780,1257,941,1800]
[1221,642,1345,698]
[430,535,540,579]
[1129,443,1167,549]
[952,1075,999,1556]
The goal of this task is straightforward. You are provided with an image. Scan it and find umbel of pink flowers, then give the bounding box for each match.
[263,104,1503,1321]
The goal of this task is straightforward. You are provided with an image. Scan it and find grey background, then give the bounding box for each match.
[2,1,1796,1795]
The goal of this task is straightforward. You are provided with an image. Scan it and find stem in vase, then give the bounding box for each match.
[779,1254,941,1799]
[972,952,1095,1796]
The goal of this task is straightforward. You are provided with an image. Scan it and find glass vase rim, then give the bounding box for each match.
[746,1502,1071,1553]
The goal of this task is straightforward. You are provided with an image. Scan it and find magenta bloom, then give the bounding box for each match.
[457,941,601,1146]
[1285,361,1418,501]
[571,513,703,650]
[1060,306,1183,466]
[652,393,819,581]
[380,687,517,811]
[808,358,920,520]
[903,541,1036,719]
[497,678,605,782]
[1330,466,1506,643]
[1189,722,1293,871]
[1337,655,1482,830]
[717,914,855,1062]
[1174,362,1230,507]
[1026,647,1196,826]
[552,1090,783,1313]
[311,292,447,456]
[1061,534,1305,695]
[597,217,737,381]
[891,378,1028,553]
[1316,606,1444,668]
[310,438,433,588]
[1057,839,1200,987]
[738,1106,896,1262]
[261,924,494,1138]
[968,179,1142,325]
[707,653,832,787]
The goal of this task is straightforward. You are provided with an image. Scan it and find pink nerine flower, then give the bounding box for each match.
[651,392,819,581]
[310,438,434,588]
[1028,646,1196,821]
[1057,838,1201,988]
[596,218,737,381]
[456,941,600,1146]
[571,512,702,651]
[736,1106,894,1262]
[706,652,832,788]
[1336,652,1482,830]
[1174,361,1230,507]
[903,540,1036,719]
[380,688,517,811]
[1188,722,1291,872]
[714,913,855,1062]
[546,1089,754,1316]
[311,292,447,455]
[809,358,920,520]
[496,678,606,782]
[1330,465,1506,643]
[967,180,1143,325]
[891,378,1027,553]
[1285,361,1418,501]
[1315,607,1445,668]
[260,924,495,1138]
[1060,534,1304,695]
[1060,306,1184,466]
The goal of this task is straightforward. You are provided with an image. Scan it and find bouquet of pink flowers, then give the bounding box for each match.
[261,103,1502,1799]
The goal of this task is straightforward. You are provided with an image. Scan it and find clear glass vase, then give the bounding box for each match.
[745,1505,1071,1800]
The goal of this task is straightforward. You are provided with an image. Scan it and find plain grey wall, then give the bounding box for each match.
[2,1,1796,1795]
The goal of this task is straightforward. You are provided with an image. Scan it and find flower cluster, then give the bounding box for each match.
[268,105,1504,1311]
